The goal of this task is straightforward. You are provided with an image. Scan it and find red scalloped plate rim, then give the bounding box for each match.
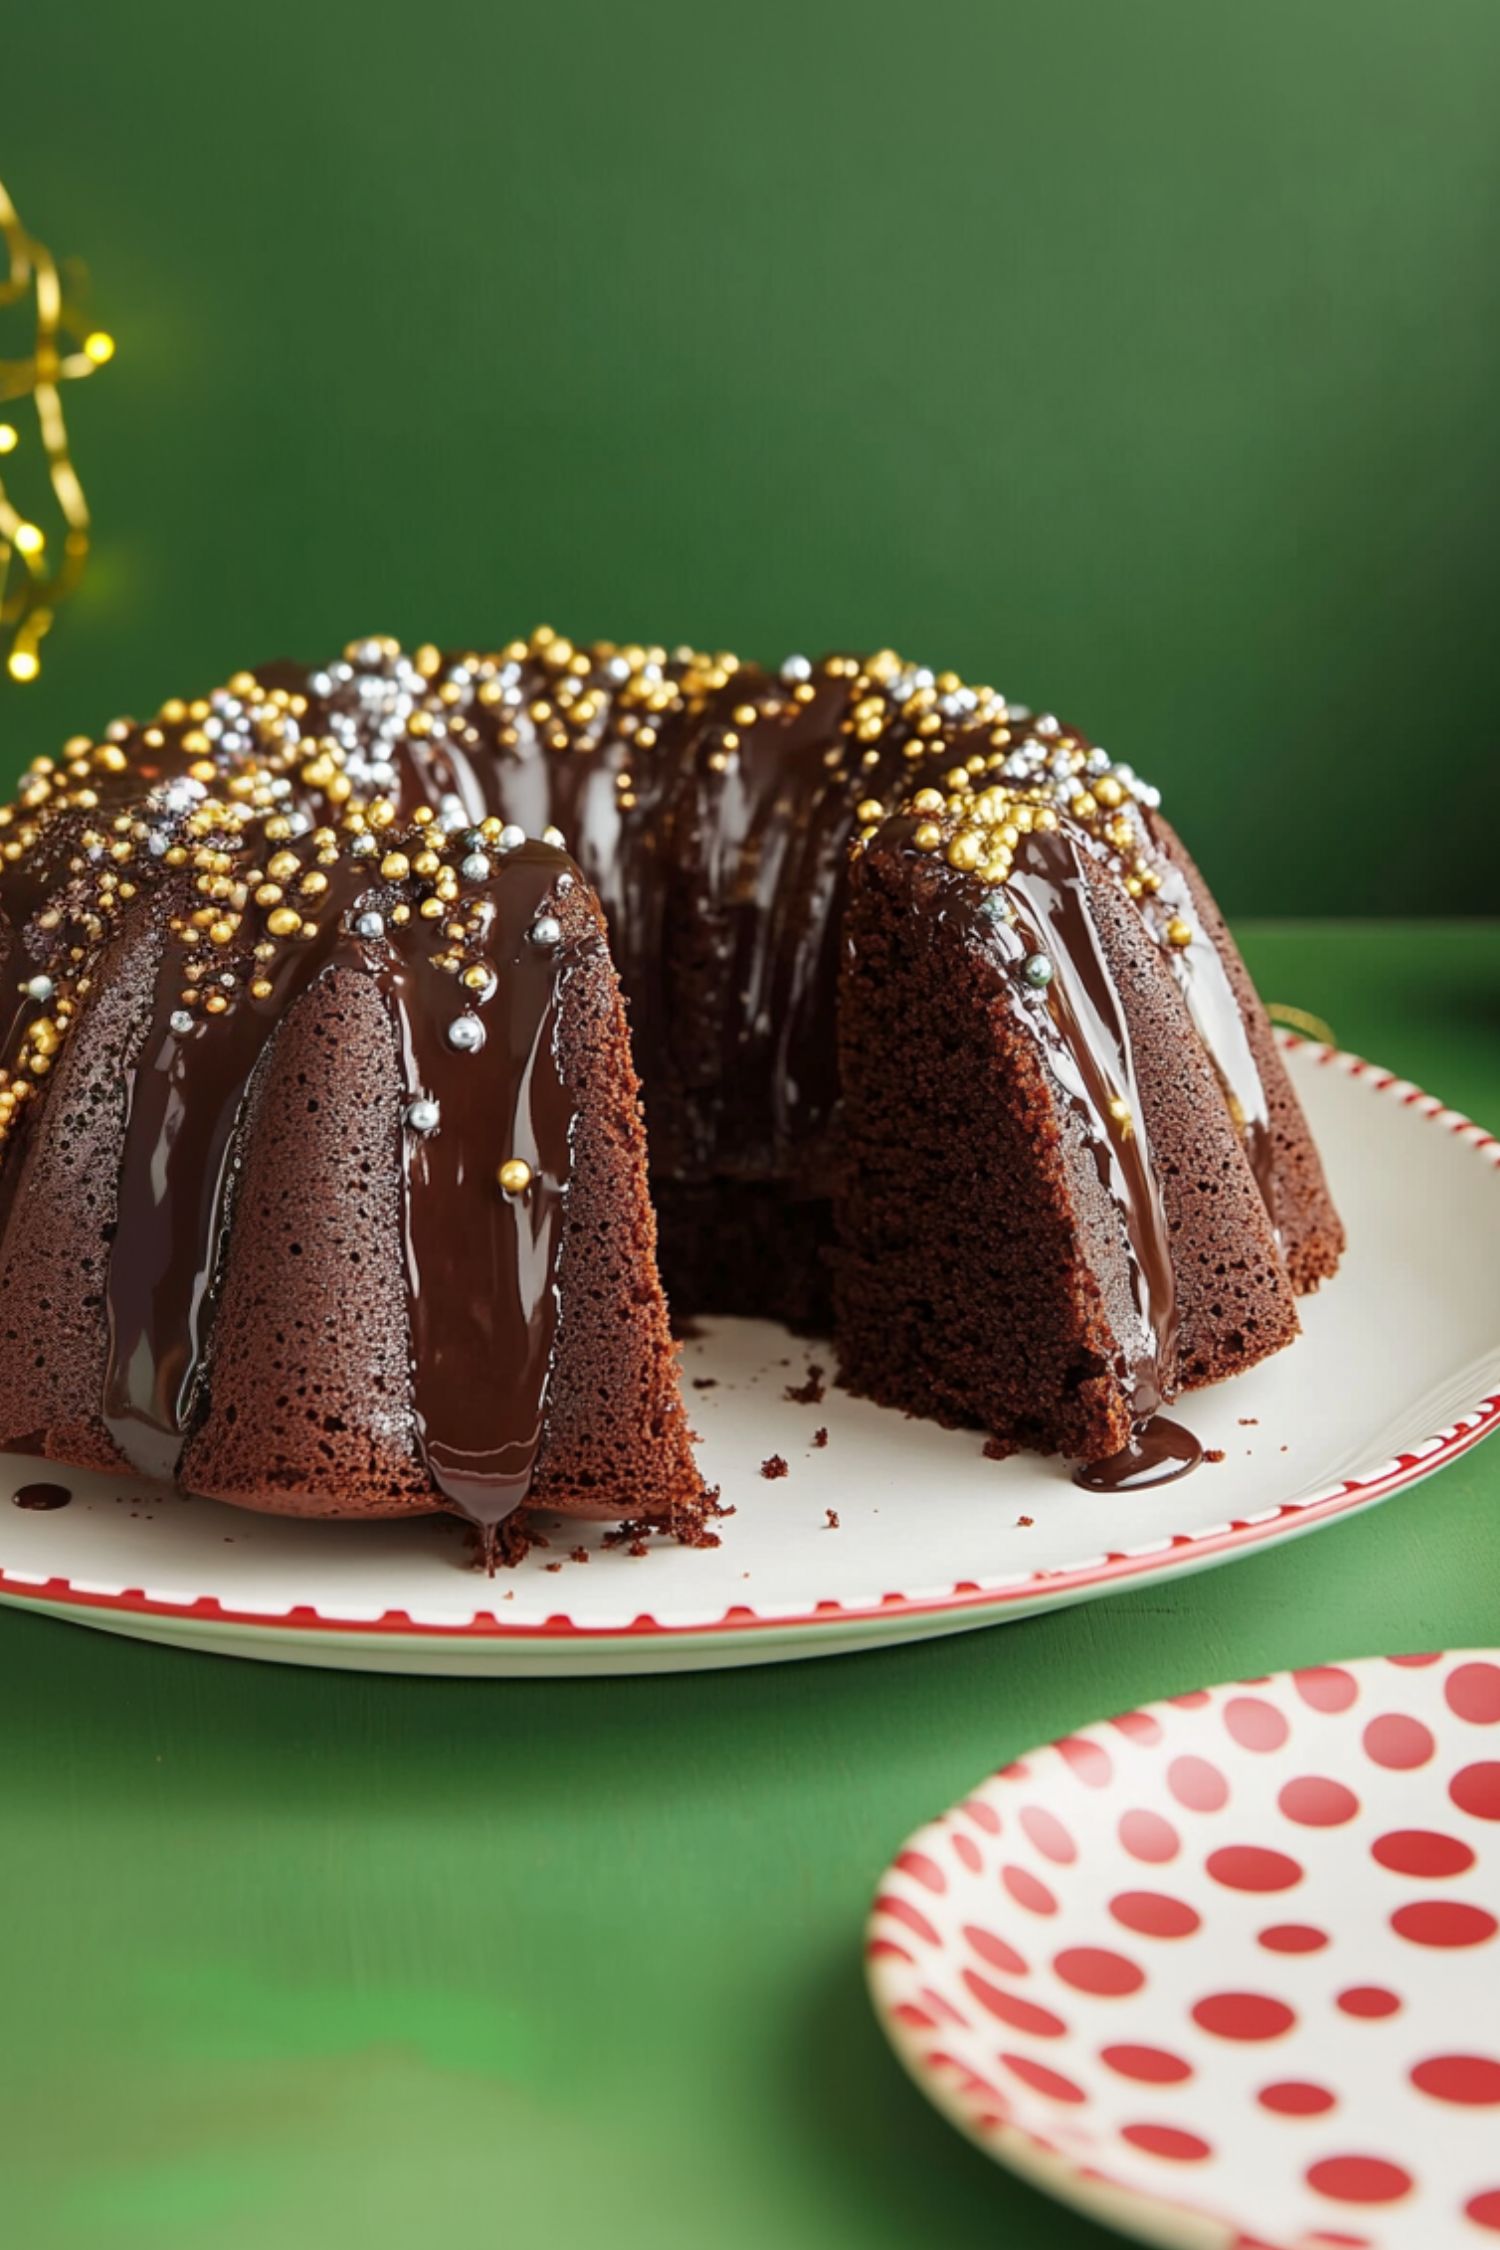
[1,1037,1496,1649]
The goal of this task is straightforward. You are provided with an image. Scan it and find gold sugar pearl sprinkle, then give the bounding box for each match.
[497,1158,532,1195]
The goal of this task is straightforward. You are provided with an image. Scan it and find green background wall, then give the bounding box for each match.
[3,0,1495,916]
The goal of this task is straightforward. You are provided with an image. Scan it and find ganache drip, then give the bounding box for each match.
[1071,1415,1202,1492]
[395,863,596,1537]
[963,825,1179,1425]
[1148,854,1281,1241]
[99,836,583,1531]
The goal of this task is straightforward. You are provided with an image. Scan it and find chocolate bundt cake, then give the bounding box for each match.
[0,631,1341,1544]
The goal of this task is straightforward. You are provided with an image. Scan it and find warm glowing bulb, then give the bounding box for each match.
[12,522,44,557]
[8,649,40,682]
[0,424,16,455]
[83,330,115,365]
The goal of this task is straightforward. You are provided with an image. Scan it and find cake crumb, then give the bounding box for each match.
[1204,1447,1226,1464]
[1238,1417,1258,1426]
[1016,1514,1034,1527]
[692,1376,718,1389]
[812,1426,828,1449]
[785,1363,826,1405]
[825,1508,840,1529]
[761,1454,789,1480]
[600,1489,725,1556]
[472,1484,724,1576]
[467,1514,543,1573]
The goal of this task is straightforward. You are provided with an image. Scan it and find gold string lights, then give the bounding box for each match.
[0,173,115,683]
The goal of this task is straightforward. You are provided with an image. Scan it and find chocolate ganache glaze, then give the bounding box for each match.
[0,633,1275,1226]
[387,653,926,1185]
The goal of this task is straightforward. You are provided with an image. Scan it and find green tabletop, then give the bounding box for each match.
[3,922,1497,2250]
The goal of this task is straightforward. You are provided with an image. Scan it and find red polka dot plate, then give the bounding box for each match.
[868,1652,1500,2249]
[0,1038,1496,1673]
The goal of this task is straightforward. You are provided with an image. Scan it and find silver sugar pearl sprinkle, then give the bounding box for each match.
[1023,953,1054,989]
[447,1014,485,1052]
[355,911,385,940]
[350,833,378,856]
[460,852,491,882]
[496,824,526,853]
[781,654,812,682]
[24,975,54,1003]
[528,915,562,947]
[169,1009,194,1035]
[542,825,565,849]
[405,1098,441,1134]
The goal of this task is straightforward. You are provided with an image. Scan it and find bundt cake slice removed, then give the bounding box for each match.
[0,825,703,1548]
[0,634,1342,1528]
